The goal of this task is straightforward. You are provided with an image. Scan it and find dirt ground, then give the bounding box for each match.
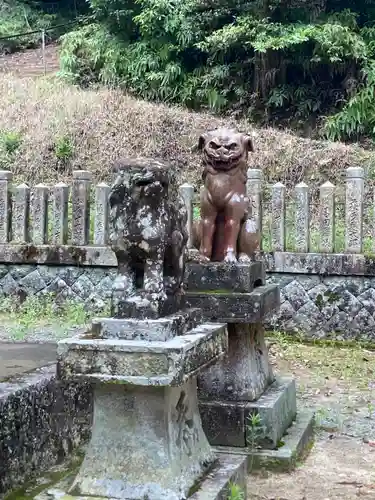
[248,336,375,500]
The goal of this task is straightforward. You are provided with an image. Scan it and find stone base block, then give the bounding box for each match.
[68,379,215,499]
[115,292,186,320]
[57,322,228,386]
[189,454,247,499]
[199,378,297,449]
[198,323,274,402]
[215,410,315,472]
[186,285,280,323]
[35,454,248,500]
[185,261,266,293]
[91,308,203,341]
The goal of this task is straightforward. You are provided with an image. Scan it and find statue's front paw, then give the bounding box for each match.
[238,252,251,263]
[224,251,237,264]
[198,246,211,262]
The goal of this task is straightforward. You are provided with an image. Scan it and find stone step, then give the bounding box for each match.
[185,261,266,293]
[91,308,203,341]
[57,322,228,386]
[199,378,297,449]
[186,284,280,323]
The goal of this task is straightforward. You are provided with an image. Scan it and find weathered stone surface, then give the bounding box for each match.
[246,169,262,245]
[32,184,49,245]
[91,308,203,341]
[52,183,70,245]
[294,182,309,253]
[185,261,265,293]
[190,454,247,500]
[198,323,274,401]
[116,292,186,320]
[199,400,247,447]
[0,364,92,497]
[94,182,110,245]
[0,171,12,244]
[215,410,314,472]
[179,183,195,248]
[271,182,286,252]
[57,323,228,386]
[0,263,116,310]
[12,183,30,243]
[72,171,92,246]
[36,452,248,500]
[109,158,188,316]
[245,378,297,449]
[345,166,364,253]
[0,244,117,266]
[319,181,335,253]
[263,251,375,276]
[265,273,375,340]
[199,379,296,450]
[68,380,214,500]
[186,285,280,323]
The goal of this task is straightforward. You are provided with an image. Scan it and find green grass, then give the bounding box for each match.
[227,483,245,500]
[0,293,110,340]
[268,331,375,390]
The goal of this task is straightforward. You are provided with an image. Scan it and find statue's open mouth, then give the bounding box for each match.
[133,170,168,189]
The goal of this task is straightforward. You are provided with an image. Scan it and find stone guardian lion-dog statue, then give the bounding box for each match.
[193,128,260,263]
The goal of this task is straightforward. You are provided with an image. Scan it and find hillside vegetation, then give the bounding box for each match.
[58,0,375,141]
[0,0,87,53]
[1,73,374,192]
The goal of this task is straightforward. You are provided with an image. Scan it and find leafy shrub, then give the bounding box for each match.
[0,0,88,54]
[0,130,22,153]
[58,0,375,140]
[54,135,74,161]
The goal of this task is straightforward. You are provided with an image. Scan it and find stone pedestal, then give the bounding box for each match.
[186,258,313,462]
[56,310,229,499]
[70,380,212,499]
[198,323,274,402]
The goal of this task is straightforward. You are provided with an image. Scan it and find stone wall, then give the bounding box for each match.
[0,246,375,341]
[0,365,92,496]
[262,252,375,341]
[0,263,116,311]
[266,273,375,341]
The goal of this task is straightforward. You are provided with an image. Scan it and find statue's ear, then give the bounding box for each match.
[243,134,254,153]
[198,134,207,151]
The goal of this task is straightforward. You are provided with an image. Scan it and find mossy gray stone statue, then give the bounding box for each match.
[108,158,188,319]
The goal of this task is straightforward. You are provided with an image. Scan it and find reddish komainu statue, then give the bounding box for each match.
[193,128,260,263]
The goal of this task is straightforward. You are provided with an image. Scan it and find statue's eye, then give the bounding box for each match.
[228,143,237,150]
[209,142,219,149]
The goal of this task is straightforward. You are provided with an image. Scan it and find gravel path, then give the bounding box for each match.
[248,338,375,499]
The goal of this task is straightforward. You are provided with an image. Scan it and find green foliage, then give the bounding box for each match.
[227,483,245,500]
[0,0,88,53]
[0,129,22,154]
[58,0,375,140]
[54,135,74,161]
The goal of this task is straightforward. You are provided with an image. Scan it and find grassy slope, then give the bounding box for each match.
[1,73,374,192]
